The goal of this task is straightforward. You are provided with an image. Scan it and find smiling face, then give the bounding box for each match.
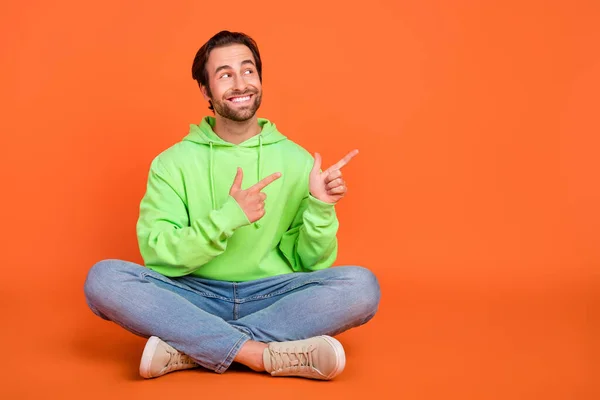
[201,44,262,122]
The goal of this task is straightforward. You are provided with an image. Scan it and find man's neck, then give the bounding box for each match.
[213,115,261,145]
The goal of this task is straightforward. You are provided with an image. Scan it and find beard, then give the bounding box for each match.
[211,89,262,122]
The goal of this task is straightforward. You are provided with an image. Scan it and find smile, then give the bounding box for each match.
[227,95,253,104]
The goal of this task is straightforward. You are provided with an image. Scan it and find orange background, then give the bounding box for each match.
[1,0,598,398]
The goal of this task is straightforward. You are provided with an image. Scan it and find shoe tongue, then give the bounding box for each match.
[263,348,273,373]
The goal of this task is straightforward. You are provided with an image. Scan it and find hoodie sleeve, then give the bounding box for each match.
[136,157,250,277]
[278,166,339,272]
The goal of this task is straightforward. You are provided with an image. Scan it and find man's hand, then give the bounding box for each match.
[229,167,281,223]
[309,149,359,204]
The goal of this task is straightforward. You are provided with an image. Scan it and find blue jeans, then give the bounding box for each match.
[83,259,381,373]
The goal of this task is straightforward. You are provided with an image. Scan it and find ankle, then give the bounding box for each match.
[234,340,268,372]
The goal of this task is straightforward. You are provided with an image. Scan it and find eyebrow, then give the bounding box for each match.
[214,59,256,75]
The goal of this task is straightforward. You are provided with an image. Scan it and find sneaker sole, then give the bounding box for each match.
[139,336,161,379]
[319,335,346,379]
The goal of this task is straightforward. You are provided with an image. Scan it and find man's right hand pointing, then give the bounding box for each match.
[229,167,282,223]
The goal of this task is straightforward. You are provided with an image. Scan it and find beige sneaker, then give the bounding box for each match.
[139,336,199,378]
[262,335,346,380]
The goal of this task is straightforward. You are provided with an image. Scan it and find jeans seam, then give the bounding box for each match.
[233,283,239,320]
[141,271,233,302]
[214,332,250,373]
[239,279,323,302]
[231,325,254,339]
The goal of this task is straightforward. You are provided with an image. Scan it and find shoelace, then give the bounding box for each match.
[268,345,315,373]
[166,349,196,370]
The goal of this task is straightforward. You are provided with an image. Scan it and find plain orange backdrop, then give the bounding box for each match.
[1,0,598,399]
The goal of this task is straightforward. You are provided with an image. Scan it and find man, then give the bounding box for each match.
[84,30,380,381]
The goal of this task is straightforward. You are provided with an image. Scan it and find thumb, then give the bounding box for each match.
[311,152,322,175]
[230,167,243,192]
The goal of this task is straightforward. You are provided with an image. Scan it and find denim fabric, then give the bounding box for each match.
[83,259,380,373]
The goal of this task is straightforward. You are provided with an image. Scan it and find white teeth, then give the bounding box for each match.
[231,96,250,103]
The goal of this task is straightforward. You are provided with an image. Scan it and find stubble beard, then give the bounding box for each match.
[212,90,262,122]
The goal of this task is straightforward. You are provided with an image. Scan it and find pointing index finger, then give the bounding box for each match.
[325,149,359,174]
[249,172,282,192]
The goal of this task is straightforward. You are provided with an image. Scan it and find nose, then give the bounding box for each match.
[232,74,247,92]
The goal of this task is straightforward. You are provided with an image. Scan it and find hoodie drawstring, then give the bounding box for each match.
[209,141,216,210]
[254,136,264,229]
[258,135,263,184]
[208,136,264,229]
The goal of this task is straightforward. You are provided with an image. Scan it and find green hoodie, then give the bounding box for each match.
[136,116,339,281]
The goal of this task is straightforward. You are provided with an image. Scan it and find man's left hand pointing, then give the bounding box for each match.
[309,149,359,204]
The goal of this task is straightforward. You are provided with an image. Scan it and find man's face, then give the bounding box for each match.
[202,44,262,122]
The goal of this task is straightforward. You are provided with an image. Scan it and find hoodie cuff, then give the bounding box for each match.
[218,195,251,230]
[305,194,337,224]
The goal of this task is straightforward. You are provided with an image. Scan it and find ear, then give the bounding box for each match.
[200,85,211,101]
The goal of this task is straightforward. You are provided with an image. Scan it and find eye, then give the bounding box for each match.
[244,69,253,75]
[220,73,231,79]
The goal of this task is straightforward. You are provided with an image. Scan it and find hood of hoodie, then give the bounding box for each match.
[184,116,287,147]
[183,116,288,227]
